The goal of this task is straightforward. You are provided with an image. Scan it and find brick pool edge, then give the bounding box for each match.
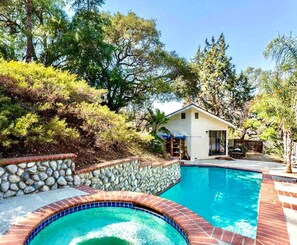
[256,174,290,244]
[0,191,220,245]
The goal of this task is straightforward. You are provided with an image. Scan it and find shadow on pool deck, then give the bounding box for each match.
[0,187,86,235]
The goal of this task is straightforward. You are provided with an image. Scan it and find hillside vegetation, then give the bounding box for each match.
[0,60,154,168]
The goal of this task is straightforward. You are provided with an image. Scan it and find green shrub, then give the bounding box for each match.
[0,59,105,104]
[0,59,140,153]
[73,102,139,146]
[147,137,164,154]
[0,88,79,147]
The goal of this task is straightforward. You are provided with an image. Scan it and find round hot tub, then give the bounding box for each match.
[27,202,188,245]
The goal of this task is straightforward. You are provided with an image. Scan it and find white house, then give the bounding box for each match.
[163,103,235,160]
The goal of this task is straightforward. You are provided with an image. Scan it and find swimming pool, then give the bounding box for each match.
[29,205,187,245]
[161,167,262,238]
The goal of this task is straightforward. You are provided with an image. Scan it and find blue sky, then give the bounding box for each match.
[103,0,297,72]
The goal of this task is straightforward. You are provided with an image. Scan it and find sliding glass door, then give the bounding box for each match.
[209,130,226,156]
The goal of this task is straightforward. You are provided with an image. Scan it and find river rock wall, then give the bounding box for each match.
[77,159,180,195]
[0,155,180,199]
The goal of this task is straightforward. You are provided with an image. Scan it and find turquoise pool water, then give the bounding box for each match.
[30,207,187,245]
[161,167,262,238]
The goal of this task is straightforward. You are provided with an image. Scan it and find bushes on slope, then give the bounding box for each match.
[0,60,141,163]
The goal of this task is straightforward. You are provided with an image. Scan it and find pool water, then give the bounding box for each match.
[30,207,187,245]
[161,167,262,238]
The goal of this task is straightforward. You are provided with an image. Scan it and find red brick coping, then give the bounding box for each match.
[0,153,77,166]
[0,154,179,173]
[74,156,139,174]
[1,191,221,245]
[138,159,179,168]
[1,188,262,245]
[75,158,179,174]
[256,174,290,245]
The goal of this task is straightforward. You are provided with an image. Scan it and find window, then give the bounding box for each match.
[181,112,186,119]
[195,112,199,119]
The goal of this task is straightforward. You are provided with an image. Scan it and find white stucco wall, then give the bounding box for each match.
[165,107,230,160]
[190,109,229,159]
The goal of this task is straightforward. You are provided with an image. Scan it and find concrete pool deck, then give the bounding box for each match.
[0,187,87,235]
[0,159,296,245]
[183,158,297,175]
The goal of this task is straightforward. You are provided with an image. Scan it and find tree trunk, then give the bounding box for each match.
[25,0,33,62]
[240,128,247,140]
[283,128,288,160]
[87,0,90,11]
[285,131,293,173]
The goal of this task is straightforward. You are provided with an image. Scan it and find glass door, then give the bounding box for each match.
[209,131,226,156]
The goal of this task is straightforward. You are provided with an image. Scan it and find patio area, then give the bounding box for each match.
[0,187,87,235]
[183,158,297,175]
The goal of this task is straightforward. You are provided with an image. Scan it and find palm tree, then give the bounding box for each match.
[264,34,297,69]
[142,108,170,154]
[143,108,170,138]
[254,73,297,173]
[264,34,297,173]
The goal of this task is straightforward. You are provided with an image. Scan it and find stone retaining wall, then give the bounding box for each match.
[0,154,180,199]
[76,158,180,194]
[0,154,77,199]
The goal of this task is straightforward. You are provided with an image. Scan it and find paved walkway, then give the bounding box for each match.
[184,158,290,171]
[0,187,86,235]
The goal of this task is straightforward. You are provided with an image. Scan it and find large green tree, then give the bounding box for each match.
[97,12,184,112]
[0,0,68,64]
[70,0,104,12]
[236,67,267,139]
[0,3,186,113]
[180,34,254,127]
[60,10,111,82]
[56,11,183,112]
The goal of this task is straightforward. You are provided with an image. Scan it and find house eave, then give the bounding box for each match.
[166,103,236,129]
